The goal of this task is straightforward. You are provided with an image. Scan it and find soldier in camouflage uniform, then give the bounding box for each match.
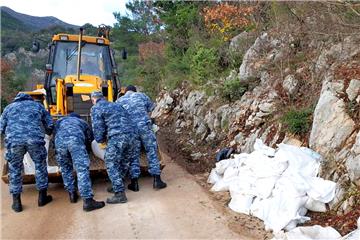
[0,93,54,212]
[54,112,105,211]
[90,91,136,204]
[116,85,167,192]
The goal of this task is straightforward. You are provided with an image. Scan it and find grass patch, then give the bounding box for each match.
[281,107,314,135]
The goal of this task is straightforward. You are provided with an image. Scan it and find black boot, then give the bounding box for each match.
[128,178,139,192]
[83,198,105,212]
[12,194,23,213]
[69,191,79,203]
[153,175,167,189]
[38,189,53,207]
[106,185,114,193]
[106,192,127,204]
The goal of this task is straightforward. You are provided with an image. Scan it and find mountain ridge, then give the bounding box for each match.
[1,6,78,31]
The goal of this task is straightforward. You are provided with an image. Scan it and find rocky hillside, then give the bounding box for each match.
[152,30,360,221]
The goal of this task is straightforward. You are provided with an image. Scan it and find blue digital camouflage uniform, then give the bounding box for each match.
[91,98,136,193]
[0,93,54,194]
[54,114,94,199]
[116,91,161,178]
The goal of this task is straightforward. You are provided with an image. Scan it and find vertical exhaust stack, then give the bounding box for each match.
[76,27,84,81]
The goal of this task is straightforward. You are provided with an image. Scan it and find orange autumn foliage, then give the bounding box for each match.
[138,41,165,62]
[1,59,17,103]
[203,3,255,41]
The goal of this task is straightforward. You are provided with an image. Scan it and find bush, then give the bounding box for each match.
[187,43,218,85]
[221,78,248,101]
[281,107,313,135]
[221,76,260,101]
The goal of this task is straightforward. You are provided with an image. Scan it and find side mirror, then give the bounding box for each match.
[122,48,127,60]
[32,40,40,53]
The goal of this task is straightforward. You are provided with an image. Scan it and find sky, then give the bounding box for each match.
[1,0,128,26]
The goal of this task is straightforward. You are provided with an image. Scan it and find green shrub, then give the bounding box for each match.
[281,107,313,135]
[221,78,248,101]
[187,43,218,85]
[221,76,260,101]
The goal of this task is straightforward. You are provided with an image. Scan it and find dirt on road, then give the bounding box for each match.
[1,150,250,239]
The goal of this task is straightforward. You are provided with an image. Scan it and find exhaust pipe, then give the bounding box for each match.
[76,27,83,81]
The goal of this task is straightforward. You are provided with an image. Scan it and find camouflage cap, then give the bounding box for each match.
[91,91,103,99]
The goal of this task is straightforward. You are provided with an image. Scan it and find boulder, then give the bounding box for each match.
[346,79,360,101]
[238,32,270,80]
[310,78,355,157]
[152,93,174,118]
[346,155,360,185]
[283,74,299,95]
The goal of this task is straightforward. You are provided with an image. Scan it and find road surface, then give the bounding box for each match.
[1,150,245,239]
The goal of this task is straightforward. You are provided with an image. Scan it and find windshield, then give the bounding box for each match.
[52,42,112,82]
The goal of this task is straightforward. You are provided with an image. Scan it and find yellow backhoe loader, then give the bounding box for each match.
[2,26,163,184]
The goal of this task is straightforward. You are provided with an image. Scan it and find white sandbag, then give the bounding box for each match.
[284,214,311,232]
[306,177,336,203]
[300,147,323,162]
[228,175,257,196]
[254,138,276,157]
[252,195,308,233]
[23,135,59,174]
[210,176,238,192]
[91,140,105,160]
[272,174,310,198]
[215,159,235,175]
[276,143,320,178]
[340,230,360,240]
[228,193,254,214]
[273,225,341,240]
[304,197,327,213]
[254,176,278,199]
[208,138,336,233]
[23,153,36,174]
[223,166,239,180]
[207,169,222,184]
[243,151,286,178]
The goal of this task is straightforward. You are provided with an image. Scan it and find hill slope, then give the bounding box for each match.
[1,6,77,31]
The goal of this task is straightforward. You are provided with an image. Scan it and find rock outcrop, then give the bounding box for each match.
[153,32,360,214]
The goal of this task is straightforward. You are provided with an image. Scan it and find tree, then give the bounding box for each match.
[203,3,255,41]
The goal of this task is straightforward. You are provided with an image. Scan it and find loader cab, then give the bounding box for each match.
[44,34,120,116]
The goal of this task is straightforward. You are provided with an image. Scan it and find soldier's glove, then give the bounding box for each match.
[99,142,107,149]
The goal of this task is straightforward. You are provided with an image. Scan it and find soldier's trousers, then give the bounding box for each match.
[6,143,48,194]
[105,134,135,193]
[55,140,93,199]
[130,123,161,178]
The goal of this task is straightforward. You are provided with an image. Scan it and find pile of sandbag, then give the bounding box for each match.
[208,139,336,233]
[272,217,360,240]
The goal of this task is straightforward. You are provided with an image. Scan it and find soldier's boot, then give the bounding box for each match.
[153,175,167,189]
[106,192,127,204]
[69,191,79,203]
[83,198,105,212]
[106,186,114,193]
[12,194,23,213]
[128,178,139,192]
[38,189,53,207]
